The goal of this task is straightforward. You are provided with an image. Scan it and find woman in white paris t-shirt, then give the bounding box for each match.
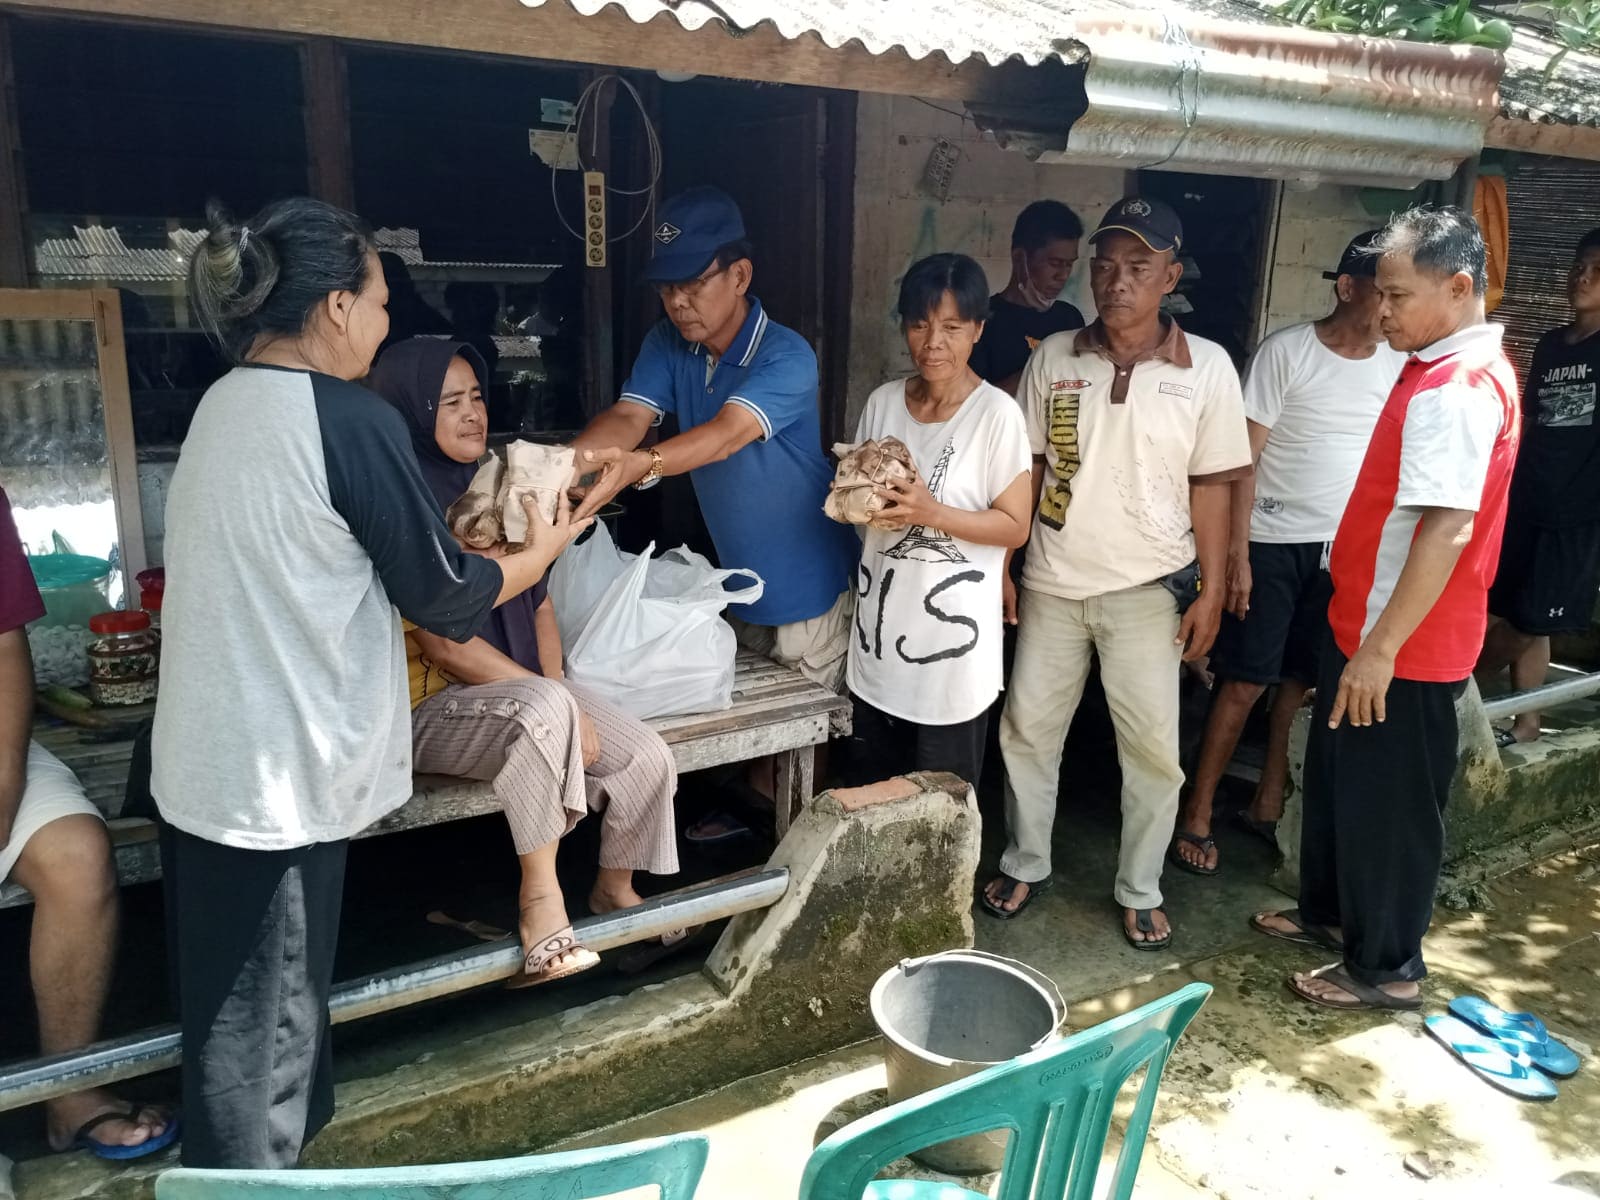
[843,253,1033,789]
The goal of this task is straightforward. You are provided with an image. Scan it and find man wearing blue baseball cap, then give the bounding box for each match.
[572,187,858,703]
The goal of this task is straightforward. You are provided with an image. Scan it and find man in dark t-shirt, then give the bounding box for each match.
[969,200,1085,396]
[1478,226,1600,743]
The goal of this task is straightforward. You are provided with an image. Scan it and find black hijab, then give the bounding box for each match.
[367,337,546,673]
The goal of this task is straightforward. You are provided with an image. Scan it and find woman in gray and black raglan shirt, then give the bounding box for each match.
[150,199,586,1169]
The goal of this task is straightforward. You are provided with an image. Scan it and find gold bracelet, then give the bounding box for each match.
[633,446,665,490]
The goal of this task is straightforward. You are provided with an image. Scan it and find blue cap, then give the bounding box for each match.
[645,187,747,284]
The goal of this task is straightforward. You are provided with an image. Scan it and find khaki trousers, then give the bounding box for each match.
[999,583,1183,910]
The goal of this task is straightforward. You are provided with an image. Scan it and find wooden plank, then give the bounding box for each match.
[16,652,842,905]
[5,0,994,104]
[301,38,355,210]
[0,17,28,287]
[92,287,148,579]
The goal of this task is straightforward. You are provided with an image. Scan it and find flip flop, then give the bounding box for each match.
[1493,728,1519,749]
[1287,962,1421,1011]
[71,1105,181,1161]
[979,873,1051,920]
[1250,907,1343,952]
[1448,996,1581,1078]
[1424,1014,1559,1100]
[1168,830,1219,877]
[616,924,706,975]
[504,926,600,990]
[1232,810,1279,851]
[1124,908,1172,952]
[684,809,753,844]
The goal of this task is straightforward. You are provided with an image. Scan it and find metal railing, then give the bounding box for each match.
[0,866,788,1113]
[1481,671,1600,722]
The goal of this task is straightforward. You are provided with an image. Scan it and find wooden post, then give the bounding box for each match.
[301,38,355,210]
[580,71,615,418]
[819,90,858,446]
[0,16,31,287]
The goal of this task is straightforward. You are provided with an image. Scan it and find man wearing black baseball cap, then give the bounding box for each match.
[983,196,1251,947]
[1173,229,1404,878]
[571,186,858,689]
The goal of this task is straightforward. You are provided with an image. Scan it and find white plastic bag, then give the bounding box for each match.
[548,523,764,719]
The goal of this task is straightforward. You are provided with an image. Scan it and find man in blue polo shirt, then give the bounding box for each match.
[573,187,858,693]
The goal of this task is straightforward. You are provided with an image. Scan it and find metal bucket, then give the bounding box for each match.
[870,949,1065,1174]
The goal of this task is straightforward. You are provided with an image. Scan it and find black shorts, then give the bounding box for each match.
[1489,517,1600,636]
[1208,541,1331,686]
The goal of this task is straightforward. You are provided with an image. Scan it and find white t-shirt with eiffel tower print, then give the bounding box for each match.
[847,377,1031,725]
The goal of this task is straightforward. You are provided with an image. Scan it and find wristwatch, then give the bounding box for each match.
[634,446,665,490]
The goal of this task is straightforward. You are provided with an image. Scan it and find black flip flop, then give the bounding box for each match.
[1124,908,1172,951]
[979,873,1051,920]
[1250,907,1342,952]
[684,809,753,844]
[1232,810,1279,851]
[1168,830,1219,876]
[1288,962,1422,1011]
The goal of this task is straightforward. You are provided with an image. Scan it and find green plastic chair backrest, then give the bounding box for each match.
[799,981,1212,1200]
[154,1132,709,1200]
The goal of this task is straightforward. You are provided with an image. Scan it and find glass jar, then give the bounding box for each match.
[86,610,159,706]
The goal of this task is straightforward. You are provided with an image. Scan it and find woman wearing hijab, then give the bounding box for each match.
[367,338,680,991]
[153,198,581,1170]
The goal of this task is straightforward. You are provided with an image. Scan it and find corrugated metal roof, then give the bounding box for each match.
[975,15,1501,186]
[1501,25,1600,129]
[529,0,1600,137]
[531,0,1095,66]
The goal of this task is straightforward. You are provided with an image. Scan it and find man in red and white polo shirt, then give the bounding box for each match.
[1253,207,1519,1011]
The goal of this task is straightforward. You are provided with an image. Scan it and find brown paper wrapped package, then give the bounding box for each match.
[445,456,506,549]
[501,440,576,544]
[824,437,918,530]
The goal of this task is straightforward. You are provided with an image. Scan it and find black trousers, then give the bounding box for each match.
[1298,640,1465,985]
[162,826,346,1168]
[840,694,988,791]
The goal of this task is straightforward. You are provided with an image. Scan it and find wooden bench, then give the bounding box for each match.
[1,651,848,910]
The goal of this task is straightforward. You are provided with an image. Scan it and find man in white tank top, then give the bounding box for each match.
[1171,232,1405,877]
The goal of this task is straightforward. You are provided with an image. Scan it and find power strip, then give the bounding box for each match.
[584,171,606,268]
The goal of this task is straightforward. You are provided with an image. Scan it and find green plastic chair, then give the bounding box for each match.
[154,1131,708,1199]
[799,981,1212,1200]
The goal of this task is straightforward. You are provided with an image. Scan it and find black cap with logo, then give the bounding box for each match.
[1089,197,1184,254]
[1322,229,1385,281]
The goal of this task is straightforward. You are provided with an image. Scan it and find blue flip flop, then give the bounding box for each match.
[1448,995,1582,1079]
[1424,1015,1558,1101]
[72,1105,181,1160]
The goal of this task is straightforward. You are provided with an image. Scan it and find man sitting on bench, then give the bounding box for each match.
[1,486,178,1160]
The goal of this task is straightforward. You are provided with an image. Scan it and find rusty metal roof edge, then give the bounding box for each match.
[979,12,1500,187]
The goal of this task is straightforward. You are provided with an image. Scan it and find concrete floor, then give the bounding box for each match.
[560,794,1600,1200]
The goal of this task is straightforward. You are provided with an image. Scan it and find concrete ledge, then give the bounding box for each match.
[13,774,980,1198]
[1274,678,1600,897]
[314,772,979,1167]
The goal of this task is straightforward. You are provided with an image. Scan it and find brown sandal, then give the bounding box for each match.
[504,925,600,990]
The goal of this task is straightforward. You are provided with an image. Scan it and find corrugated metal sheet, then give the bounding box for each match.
[34,228,202,283]
[525,0,1095,66]
[529,0,1499,184]
[528,0,1600,145]
[34,226,557,283]
[1501,25,1600,130]
[978,16,1501,186]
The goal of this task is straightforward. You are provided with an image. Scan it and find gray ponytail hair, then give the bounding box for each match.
[188,197,375,364]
